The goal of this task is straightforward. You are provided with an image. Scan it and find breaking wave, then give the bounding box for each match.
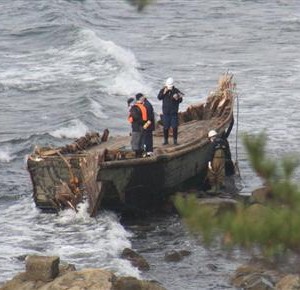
[88,98,109,119]
[50,119,89,139]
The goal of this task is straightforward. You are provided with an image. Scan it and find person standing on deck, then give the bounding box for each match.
[127,97,135,109]
[157,77,183,145]
[135,93,155,155]
[127,94,148,158]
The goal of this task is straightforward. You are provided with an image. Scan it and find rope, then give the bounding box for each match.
[234,93,246,190]
[235,93,240,172]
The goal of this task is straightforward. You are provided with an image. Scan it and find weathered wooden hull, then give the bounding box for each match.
[97,118,231,211]
[98,142,212,210]
[27,73,236,216]
[27,150,102,214]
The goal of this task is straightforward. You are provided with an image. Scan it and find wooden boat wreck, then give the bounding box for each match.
[27,73,237,216]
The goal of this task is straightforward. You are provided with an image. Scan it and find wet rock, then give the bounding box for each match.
[0,255,165,290]
[276,274,300,289]
[231,264,283,290]
[206,263,218,271]
[164,250,191,262]
[25,255,60,282]
[43,269,114,290]
[0,272,45,290]
[15,255,28,262]
[121,248,150,271]
[251,186,272,204]
[113,276,166,290]
[197,197,238,216]
[58,261,76,276]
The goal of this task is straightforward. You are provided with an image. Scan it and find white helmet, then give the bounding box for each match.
[165,77,174,89]
[208,130,217,138]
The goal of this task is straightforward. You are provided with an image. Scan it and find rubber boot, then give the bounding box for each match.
[163,129,169,145]
[173,127,178,145]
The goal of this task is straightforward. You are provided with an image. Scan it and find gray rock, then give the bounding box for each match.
[164,250,191,262]
[121,248,150,271]
[0,255,166,290]
[25,255,60,282]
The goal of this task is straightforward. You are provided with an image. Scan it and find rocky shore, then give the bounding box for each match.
[0,247,195,290]
[2,187,300,290]
[3,252,300,290]
[0,254,166,290]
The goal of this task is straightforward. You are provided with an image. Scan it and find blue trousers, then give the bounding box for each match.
[163,114,178,129]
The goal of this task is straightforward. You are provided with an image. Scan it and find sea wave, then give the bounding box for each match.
[79,29,152,96]
[0,132,76,162]
[0,25,151,101]
[50,119,89,139]
[88,97,109,119]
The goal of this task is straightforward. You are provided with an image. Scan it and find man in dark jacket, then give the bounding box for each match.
[206,130,227,192]
[157,77,183,145]
[135,93,155,155]
[220,117,235,176]
[128,94,148,158]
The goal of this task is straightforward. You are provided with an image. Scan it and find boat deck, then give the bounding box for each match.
[89,118,216,160]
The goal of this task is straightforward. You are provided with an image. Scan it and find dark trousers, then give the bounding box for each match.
[143,130,153,152]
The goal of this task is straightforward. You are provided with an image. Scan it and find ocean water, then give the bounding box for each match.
[0,0,299,289]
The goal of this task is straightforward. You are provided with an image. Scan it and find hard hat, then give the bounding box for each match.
[165,77,174,88]
[208,130,217,138]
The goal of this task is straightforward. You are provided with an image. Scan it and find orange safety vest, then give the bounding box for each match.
[128,103,148,123]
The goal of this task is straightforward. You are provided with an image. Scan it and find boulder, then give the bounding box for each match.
[251,186,272,204]
[25,255,60,282]
[58,261,76,276]
[39,268,114,290]
[231,264,283,290]
[276,274,300,289]
[164,250,191,262]
[113,276,166,290]
[121,248,150,271]
[197,197,238,216]
[0,272,45,290]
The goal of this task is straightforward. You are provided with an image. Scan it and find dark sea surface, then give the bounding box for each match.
[0,0,299,289]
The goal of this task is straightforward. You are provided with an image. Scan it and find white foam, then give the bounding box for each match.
[81,29,152,96]
[110,71,149,96]
[0,147,13,162]
[0,197,139,280]
[89,98,109,119]
[50,119,89,139]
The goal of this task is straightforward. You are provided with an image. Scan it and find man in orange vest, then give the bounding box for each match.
[135,93,155,156]
[128,94,148,158]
